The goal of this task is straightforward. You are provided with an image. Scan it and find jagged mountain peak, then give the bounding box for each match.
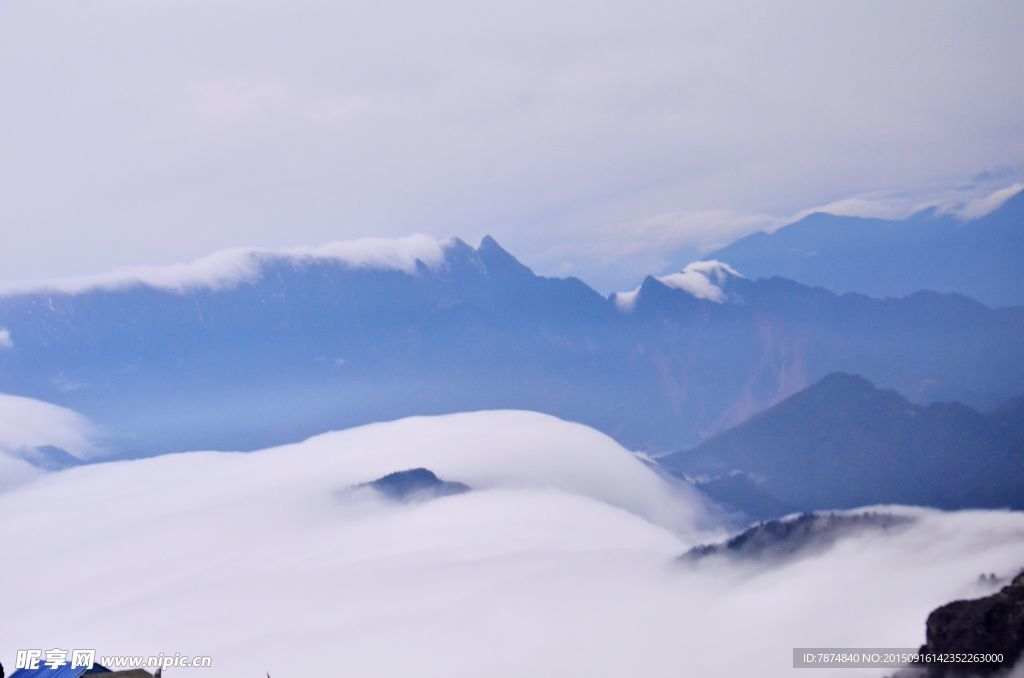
[476,235,533,277]
[478,234,504,251]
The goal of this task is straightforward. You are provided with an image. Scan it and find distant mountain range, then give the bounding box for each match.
[1,237,1023,458]
[661,373,1024,514]
[708,187,1024,307]
[1,235,1023,458]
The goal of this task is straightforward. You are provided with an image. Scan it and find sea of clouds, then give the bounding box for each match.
[0,410,1022,677]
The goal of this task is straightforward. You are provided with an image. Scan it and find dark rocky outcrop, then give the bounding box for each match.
[359,468,470,502]
[912,570,1024,676]
[680,511,913,563]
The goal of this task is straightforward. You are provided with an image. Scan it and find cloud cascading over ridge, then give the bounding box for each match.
[959,182,1024,220]
[0,394,98,459]
[0,394,99,490]
[614,260,743,310]
[0,234,450,296]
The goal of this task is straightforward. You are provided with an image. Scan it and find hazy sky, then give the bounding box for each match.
[1,0,1022,291]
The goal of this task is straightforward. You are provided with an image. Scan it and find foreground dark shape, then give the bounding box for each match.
[6,663,155,677]
[912,570,1024,677]
[679,511,913,563]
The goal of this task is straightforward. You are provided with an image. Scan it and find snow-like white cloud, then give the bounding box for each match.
[615,260,743,310]
[0,234,449,296]
[788,194,920,223]
[0,451,44,491]
[958,182,1024,220]
[265,410,715,535]
[613,288,642,312]
[0,394,98,459]
[0,328,11,348]
[659,260,744,302]
[0,393,99,490]
[0,411,1020,676]
[780,180,1024,227]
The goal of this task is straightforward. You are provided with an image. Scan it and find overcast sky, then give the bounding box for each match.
[1,0,1022,292]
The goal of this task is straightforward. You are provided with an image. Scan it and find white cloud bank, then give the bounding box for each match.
[0,328,11,348]
[0,394,98,458]
[0,410,1021,677]
[0,234,450,296]
[780,181,1024,226]
[0,452,43,491]
[615,260,743,310]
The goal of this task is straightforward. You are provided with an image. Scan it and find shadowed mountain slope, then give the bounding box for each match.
[662,373,1024,511]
